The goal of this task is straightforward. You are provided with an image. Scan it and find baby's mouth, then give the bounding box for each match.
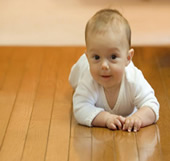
[101,75,112,78]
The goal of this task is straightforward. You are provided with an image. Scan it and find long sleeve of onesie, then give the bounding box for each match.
[126,64,160,121]
[72,71,104,126]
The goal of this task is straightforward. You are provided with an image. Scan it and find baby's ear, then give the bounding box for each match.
[126,48,134,66]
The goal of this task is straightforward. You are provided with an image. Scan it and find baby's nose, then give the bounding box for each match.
[101,60,109,70]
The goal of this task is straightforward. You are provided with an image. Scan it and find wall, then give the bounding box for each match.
[1,0,170,46]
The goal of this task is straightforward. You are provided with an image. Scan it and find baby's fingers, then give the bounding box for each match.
[106,119,123,130]
[117,116,126,124]
[114,119,123,130]
[123,119,134,132]
[107,123,117,130]
[133,119,142,132]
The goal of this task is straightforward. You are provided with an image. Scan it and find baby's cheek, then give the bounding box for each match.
[90,67,97,75]
[90,67,99,82]
[114,67,124,79]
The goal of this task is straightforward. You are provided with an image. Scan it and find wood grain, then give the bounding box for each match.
[0,46,169,161]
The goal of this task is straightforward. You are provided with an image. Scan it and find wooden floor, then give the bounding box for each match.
[0,46,170,161]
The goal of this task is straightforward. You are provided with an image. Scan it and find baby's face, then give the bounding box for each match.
[86,27,131,90]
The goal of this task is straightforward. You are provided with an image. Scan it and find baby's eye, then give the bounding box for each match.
[93,55,100,60]
[111,54,117,59]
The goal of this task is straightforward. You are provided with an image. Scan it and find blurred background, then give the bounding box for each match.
[1,0,170,46]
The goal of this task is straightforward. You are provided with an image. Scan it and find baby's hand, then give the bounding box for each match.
[106,115,125,130]
[123,115,143,132]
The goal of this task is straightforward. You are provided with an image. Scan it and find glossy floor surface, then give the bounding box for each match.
[0,46,170,161]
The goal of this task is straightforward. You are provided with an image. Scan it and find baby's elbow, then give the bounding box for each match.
[73,108,83,124]
[73,107,92,127]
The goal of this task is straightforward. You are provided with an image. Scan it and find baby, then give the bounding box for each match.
[69,9,159,132]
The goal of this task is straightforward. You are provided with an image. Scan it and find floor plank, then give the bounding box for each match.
[69,137,91,161]
[21,51,57,161]
[136,125,162,161]
[69,116,91,161]
[0,48,44,161]
[156,50,170,161]
[45,47,74,161]
[92,128,115,161]
[133,47,170,161]
[0,47,11,89]
[0,48,27,150]
[114,131,138,161]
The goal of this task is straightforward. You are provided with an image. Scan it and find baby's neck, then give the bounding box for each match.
[104,84,121,109]
[104,83,121,94]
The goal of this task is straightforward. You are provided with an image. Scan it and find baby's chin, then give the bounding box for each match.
[97,79,121,90]
[98,82,118,89]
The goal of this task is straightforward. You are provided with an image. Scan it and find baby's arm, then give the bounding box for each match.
[123,106,156,132]
[92,111,126,130]
[123,65,159,132]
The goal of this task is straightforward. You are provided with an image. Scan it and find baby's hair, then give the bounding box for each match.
[85,9,131,48]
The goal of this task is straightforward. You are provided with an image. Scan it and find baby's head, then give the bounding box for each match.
[85,9,134,89]
[85,9,131,50]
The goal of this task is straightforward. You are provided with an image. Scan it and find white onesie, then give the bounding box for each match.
[69,54,159,127]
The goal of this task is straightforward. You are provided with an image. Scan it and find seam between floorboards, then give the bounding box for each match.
[0,53,28,151]
[20,52,45,161]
